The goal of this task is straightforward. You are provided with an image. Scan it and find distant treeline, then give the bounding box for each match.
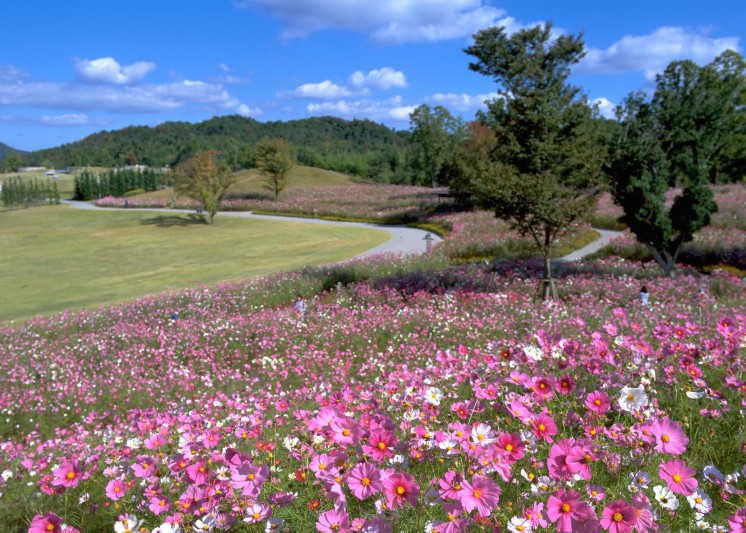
[23,116,416,184]
[73,168,166,201]
[1,176,60,209]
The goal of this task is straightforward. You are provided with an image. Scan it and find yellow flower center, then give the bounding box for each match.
[377,442,386,450]
[362,477,370,486]
[66,471,75,480]
[561,503,571,513]
[396,486,405,495]
[661,434,670,442]
[505,444,513,451]
[613,512,623,522]
[673,474,682,482]
[473,490,481,498]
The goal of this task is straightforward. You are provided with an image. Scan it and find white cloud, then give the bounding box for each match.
[578,27,740,77]
[428,91,499,113]
[591,97,616,119]
[40,113,97,126]
[349,67,407,90]
[74,57,156,85]
[307,95,412,122]
[0,65,29,83]
[0,76,256,117]
[285,80,352,99]
[241,0,507,43]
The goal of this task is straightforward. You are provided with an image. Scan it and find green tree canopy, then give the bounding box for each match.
[256,138,294,201]
[607,51,745,276]
[173,150,235,224]
[408,104,467,187]
[453,23,604,296]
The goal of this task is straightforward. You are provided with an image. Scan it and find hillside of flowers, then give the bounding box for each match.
[0,250,745,532]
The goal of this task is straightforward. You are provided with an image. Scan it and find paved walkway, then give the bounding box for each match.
[61,200,442,257]
[557,228,624,262]
[61,201,622,261]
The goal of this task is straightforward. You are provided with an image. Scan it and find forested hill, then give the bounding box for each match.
[21,115,413,183]
[0,141,25,159]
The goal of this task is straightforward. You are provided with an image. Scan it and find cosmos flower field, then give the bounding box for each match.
[0,247,744,532]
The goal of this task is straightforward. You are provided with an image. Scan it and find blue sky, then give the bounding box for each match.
[1,0,743,151]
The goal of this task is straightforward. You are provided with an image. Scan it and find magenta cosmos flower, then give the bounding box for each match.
[362,429,397,462]
[383,472,419,509]
[105,479,128,501]
[648,417,689,455]
[546,488,600,533]
[457,475,501,517]
[728,507,746,533]
[347,462,382,500]
[28,513,63,533]
[659,459,698,495]
[316,509,351,532]
[600,500,637,533]
[585,391,612,415]
[51,459,84,488]
[531,411,557,443]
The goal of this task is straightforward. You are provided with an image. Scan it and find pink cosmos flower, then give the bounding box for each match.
[244,502,272,524]
[51,459,84,488]
[495,432,525,463]
[531,376,555,400]
[383,472,419,509]
[230,461,268,498]
[433,502,468,533]
[531,411,557,443]
[600,500,637,533]
[546,439,573,481]
[523,501,548,528]
[585,391,611,415]
[630,493,657,533]
[728,507,746,533]
[28,513,63,533]
[457,475,500,517]
[105,479,128,501]
[346,462,382,500]
[648,417,689,455]
[659,459,698,495]
[186,460,209,485]
[362,429,397,462]
[329,417,362,446]
[546,488,600,533]
[132,455,158,479]
[149,495,171,515]
[202,429,220,449]
[438,470,464,500]
[316,509,351,532]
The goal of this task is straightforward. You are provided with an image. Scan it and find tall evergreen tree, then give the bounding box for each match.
[455,23,604,297]
[607,51,744,276]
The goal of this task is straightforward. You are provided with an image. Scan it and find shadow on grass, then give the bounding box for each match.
[140,214,208,227]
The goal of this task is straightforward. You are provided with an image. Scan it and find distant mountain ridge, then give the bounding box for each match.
[0,142,26,159]
[13,115,412,182]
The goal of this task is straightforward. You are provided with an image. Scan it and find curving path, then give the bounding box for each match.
[557,228,624,262]
[61,201,622,261]
[60,200,442,257]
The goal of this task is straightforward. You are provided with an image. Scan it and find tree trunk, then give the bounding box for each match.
[647,244,678,278]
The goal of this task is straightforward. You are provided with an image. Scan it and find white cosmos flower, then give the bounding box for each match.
[653,484,679,510]
[686,390,705,399]
[686,488,713,513]
[618,385,648,412]
[424,386,444,406]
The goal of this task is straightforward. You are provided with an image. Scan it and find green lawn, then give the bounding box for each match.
[0,205,389,322]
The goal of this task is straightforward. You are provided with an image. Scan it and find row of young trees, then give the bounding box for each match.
[73,168,166,201]
[1,177,60,209]
[438,23,745,283]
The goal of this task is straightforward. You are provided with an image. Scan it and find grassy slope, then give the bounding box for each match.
[0,205,388,322]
